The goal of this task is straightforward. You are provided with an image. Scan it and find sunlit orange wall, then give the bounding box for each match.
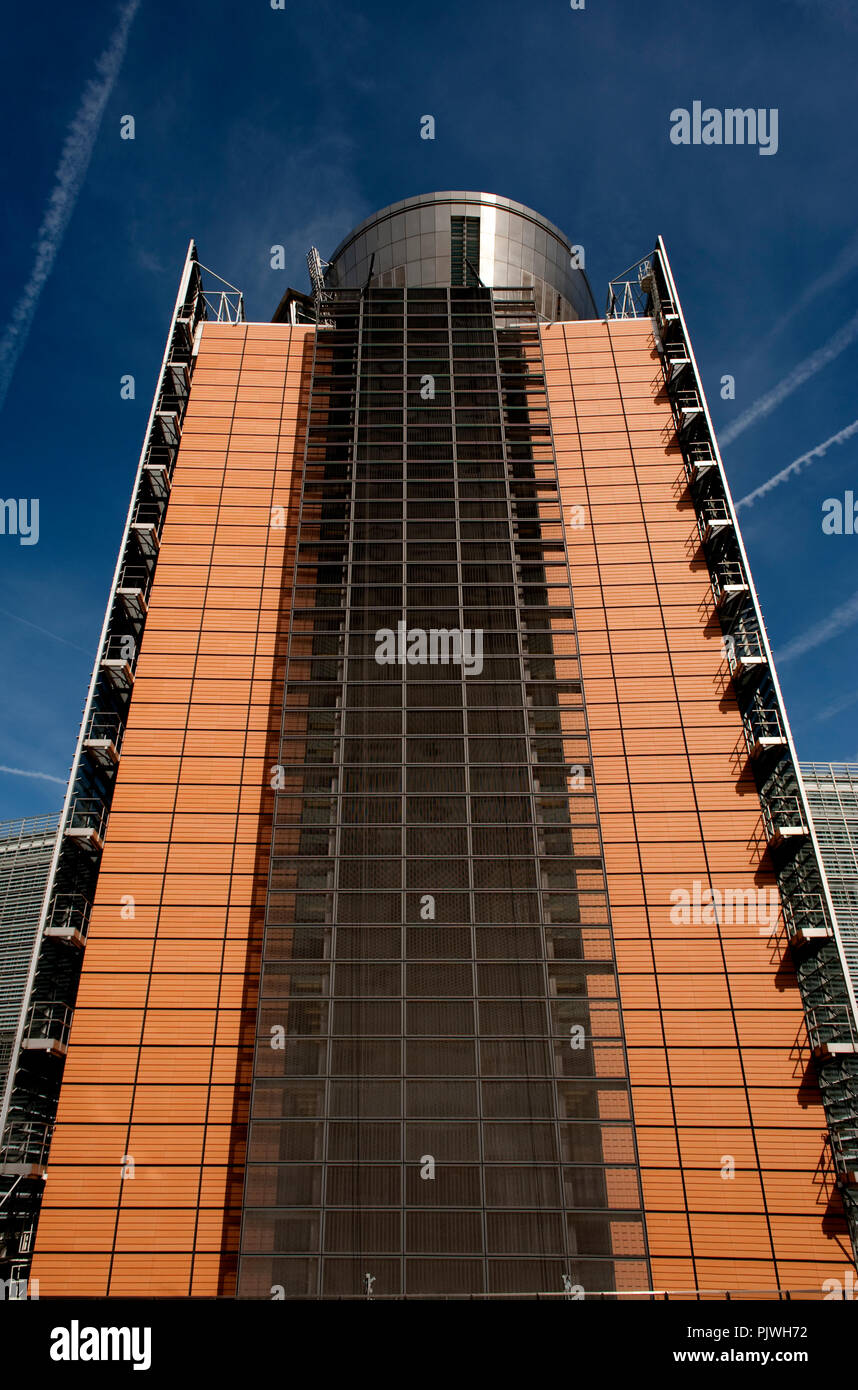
[544,317,853,1295]
[31,322,312,1296]
[31,310,853,1300]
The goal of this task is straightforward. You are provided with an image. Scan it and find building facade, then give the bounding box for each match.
[0,815,59,1098]
[6,193,857,1298]
[801,763,858,996]
[0,813,59,1279]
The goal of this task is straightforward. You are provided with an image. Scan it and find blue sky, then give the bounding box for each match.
[1,0,857,820]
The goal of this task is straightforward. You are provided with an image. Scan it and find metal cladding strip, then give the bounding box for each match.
[235,302,321,1284]
[0,240,200,1143]
[526,299,653,1286]
[655,235,858,1030]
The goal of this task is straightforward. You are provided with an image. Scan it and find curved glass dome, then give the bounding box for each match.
[325,191,597,321]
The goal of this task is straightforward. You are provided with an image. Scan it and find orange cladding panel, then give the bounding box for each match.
[544,318,851,1293]
[30,322,313,1297]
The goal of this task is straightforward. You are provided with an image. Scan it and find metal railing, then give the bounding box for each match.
[606,256,653,319]
[132,501,165,534]
[806,1003,858,1053]
[742,703,786,754]
[83,710,124,751]
[145,442,176,469]
[102,633,136,667]
[0,814,59,845]
[0,1122,52,1170]
[65,797,106,842]
[782,891,831,939]
[711,559,748,606]
[23,1001,72,1050]
[246,1285,842,1301]
[157,362,190,419]
[725,625,766,676]
[686,439,716,466]
[117,564,152,595]
[655,293,678,323]
[673,388,703,421]
[201,288,245,324]
[664,345,690,375]
[143,444,176,494]
[44,893,90,940]
[830,1120,858,1180]
[761,793,808,844]
[697,497,732,540]
[152,407,181,447]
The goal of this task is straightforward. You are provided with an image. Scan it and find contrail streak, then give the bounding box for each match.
[0,0,141,414]
[720,308,858,447]
[0,605,92,655]
[776,587,858,664]
[0,765,66,786]
[765,231,858,341]
[736,417,858,510]
[817,687,858,722]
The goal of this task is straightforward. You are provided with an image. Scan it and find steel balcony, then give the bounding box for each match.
[0,1122,52,1178]
[725,628,768,683]
[697,496,733,544]
[83,710,123,768]
[64,797,106,853]
[100,633,136,692]
[806,1003,858,1060]
[130,501,164,559]
[21,1001,72,1058]
[684,439,718,483]
[116,565,151,621]
[674,388,704,436]
[782,891,832,947]
[742,705,788,761]
[711,559,749,610]
[761,793,809,848]
[44,893,90,946]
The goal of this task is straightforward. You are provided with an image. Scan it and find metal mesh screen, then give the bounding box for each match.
[238,287,648,1298]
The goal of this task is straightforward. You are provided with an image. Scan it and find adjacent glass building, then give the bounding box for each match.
[801,764,858,995]
[5,193,857,1298]
[0,813,59,1278]
[0,815,59,1097]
